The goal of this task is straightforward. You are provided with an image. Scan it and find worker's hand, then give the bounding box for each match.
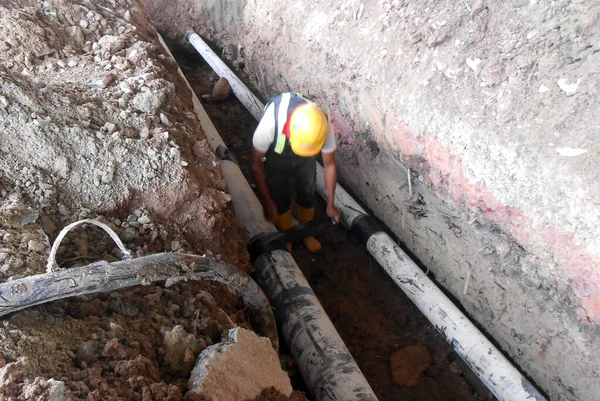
[264,200,279,224]
[327,204,341,224]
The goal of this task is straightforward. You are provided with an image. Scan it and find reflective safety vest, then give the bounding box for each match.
[265,92,316,155]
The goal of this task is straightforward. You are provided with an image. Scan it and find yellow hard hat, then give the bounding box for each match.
[289,103,328,157]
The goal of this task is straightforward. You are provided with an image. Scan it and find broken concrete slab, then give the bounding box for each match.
[188,327,292,401]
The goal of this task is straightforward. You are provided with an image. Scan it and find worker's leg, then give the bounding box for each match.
[295,157,321,253]
[265,155,292,251]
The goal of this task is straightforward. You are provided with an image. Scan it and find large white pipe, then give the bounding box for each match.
[163,32,378,401]
[184,31,548,401]
[187,32,264,121]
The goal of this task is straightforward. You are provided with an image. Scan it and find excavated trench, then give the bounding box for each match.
[3,0,588,400]
[168,40,496,401]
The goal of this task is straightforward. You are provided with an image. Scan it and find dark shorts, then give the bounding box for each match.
[264,152,317,214]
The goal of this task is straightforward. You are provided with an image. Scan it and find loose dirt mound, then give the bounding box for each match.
[0,281,238,400]
[0,0,250,279]
[0,279,307,400]
[0,0,306,399]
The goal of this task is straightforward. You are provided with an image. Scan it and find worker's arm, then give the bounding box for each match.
[322,151,341,224]
[250,148,278,223]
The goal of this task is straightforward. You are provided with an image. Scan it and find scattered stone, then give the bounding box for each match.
[27,240,46,253]
[212,77,232,101]
[121,227,138,242]
[557,78,581,96]
[159,112,171,126]
[76,341,100,366]
[67,26,85,45]
[132,88,167,114]
[163,326,205,376]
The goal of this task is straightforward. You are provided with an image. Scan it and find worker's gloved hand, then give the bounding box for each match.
[327,204,341,224]
[263,200,279,224]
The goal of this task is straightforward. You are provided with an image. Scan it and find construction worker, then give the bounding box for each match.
[250,92,341,253]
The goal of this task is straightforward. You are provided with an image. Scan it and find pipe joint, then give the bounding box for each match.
[350,214,385,245]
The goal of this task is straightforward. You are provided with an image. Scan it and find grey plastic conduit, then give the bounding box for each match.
[184,30,549,401]
[158,32,378,401]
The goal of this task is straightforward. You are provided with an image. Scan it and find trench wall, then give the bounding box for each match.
[142,1,600,400]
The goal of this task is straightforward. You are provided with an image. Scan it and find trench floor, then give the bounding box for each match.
[171,42,496,401]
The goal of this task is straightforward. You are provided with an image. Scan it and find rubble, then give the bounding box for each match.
[188,328,293,401]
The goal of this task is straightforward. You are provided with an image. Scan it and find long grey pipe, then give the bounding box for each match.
[184,31,548,401]
[162,32,378,401]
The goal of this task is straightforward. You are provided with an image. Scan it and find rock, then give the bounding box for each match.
[113,356,160,381]
[102,338,128,360]
[212,77,232,101]
[163,326,205,376]
[390,345,432,387]
[97,35,127,54]
[188,328,291,400]
[89,73,115,89]
[46,379,70,401]
[159,112,171,126]
[27,240,46,253]
[76,341,100,365]
[16,210,39,227]
[102,73,116,87]
[103,122,116,134]
[139,126,150,139]
[58,204,69,215]
[132,88,167,114]
[121,227,138,242]
[0,357,30,386]
[67,26,85,45]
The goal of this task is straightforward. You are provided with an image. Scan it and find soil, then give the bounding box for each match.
[171,44,496,401]
[0,277,308,401]
[0,0,251,281]
[0,1,306,400]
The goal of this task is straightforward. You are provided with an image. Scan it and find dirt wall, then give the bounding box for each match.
[142,1,600,400]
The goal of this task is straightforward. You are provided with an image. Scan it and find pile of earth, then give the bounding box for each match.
[0,279,307,400]
[0,0,308,400]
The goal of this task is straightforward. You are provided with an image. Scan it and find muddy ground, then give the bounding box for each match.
[173,44,497,401]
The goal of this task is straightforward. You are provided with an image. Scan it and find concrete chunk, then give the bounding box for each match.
[188,328,291,401]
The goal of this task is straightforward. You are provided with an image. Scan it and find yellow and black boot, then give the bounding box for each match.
[276,209,293,252]
[298,207,322,253]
